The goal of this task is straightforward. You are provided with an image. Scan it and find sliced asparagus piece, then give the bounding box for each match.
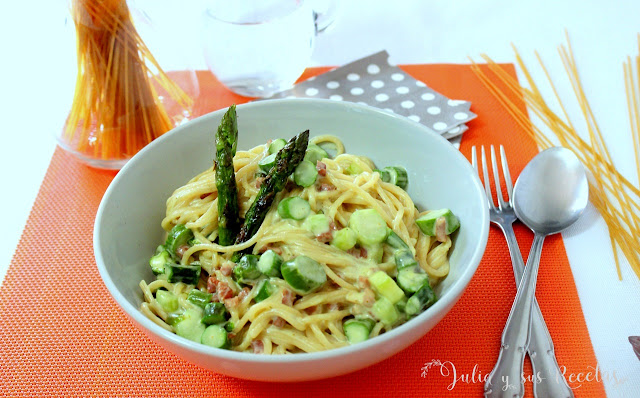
[281,255,326,294]
[415,208,460,241]
[405,282,437,316]
[201,324,230,349]
[394,249,418,270]
[149,247,170,275]
[268,138,287,154]
[165,224,194,258]
[254,279,274,302]
[155,290,179,313]
[371,297,399,325]
[386,230,410,250]
[293,160,318,187]
[343,317,376,344]
[373,169,391,183]
[174,308,206,342]
[302,214,331,236]
[397,266,430,294]
[233,254,262,283]
[257,250,283,277]
[331,227,357,251]
[384,166,408,189]
[202,302,229,325]
[369,270,406,304]
[258,153,277,173]
[348,209,389,246]
[303,143,329,165]
[346,162,363,175]
[164,263,201,285]
[215,105,240,246]
[277,197,311,220]
[187,289,212,309]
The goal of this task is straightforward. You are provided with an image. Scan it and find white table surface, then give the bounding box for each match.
[2,0,639,396]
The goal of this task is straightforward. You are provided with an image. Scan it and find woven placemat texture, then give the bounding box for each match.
[0,65,605,397]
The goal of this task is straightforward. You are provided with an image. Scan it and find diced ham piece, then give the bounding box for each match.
[176,245,190,258]
[272,317,286,327]
[206,275,218,293]
[358,275,371,289]
[316,231,333,243]
[252,340,264,354]
[304,306,317,315]
[225,286,250,308]
[362,288,376,307]
[225,295,241,308]
[220,264,233,277]
[347,246,367,259]
[282,289,296,306]
[217,281,234,300]
[316,161,327,176]
[238,287,251,300]
[258,243,283,255]
[435,217,447,242]
[319,183,336,191]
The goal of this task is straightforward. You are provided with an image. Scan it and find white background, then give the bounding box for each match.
[1,1,639,396]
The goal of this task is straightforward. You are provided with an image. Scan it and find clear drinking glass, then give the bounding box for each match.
[308,0,340,32]
[202,0,316,98]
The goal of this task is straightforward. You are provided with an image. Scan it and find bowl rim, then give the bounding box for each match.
[93,98,489,364]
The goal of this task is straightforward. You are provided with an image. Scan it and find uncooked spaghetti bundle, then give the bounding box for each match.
[62,0,193,164]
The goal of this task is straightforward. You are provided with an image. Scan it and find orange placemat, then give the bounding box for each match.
[0,65,606,397]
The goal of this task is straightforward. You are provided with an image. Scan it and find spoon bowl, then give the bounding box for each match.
[513,147,589,234]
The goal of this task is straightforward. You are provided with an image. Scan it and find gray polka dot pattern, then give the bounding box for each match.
[268,51,477,141]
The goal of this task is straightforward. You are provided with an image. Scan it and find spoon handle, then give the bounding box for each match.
[501,224,574,397]
[485,233,545,398]
[530,298,575,397]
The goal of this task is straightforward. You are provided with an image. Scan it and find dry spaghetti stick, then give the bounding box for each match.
[470,44,640,280]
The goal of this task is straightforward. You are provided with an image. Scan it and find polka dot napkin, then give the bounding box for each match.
[269,51,477,145]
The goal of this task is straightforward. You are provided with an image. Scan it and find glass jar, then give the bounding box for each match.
[57,0,199,169]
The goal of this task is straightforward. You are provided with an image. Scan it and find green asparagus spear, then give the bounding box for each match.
[216,105,241,246]
[235,130,309,245]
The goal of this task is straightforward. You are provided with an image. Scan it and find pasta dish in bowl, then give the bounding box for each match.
[94,99,488,380]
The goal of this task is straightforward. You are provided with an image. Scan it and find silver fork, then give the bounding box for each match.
[472,146,573,398]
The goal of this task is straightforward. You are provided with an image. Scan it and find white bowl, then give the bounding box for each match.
[94,99,489,382]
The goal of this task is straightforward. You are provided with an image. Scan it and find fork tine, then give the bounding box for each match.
[472,146,491,209]
[480,146,496,210]
[500,145,514,205]
[471,146,484,201]
[490,145,507,210]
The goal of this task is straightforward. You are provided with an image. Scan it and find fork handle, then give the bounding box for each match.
[485,233,546,398]
[501,224,574,398]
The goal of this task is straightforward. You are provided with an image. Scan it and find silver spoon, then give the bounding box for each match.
[485,147,588,398]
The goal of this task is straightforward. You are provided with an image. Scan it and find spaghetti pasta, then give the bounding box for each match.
[139,136,453,353]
